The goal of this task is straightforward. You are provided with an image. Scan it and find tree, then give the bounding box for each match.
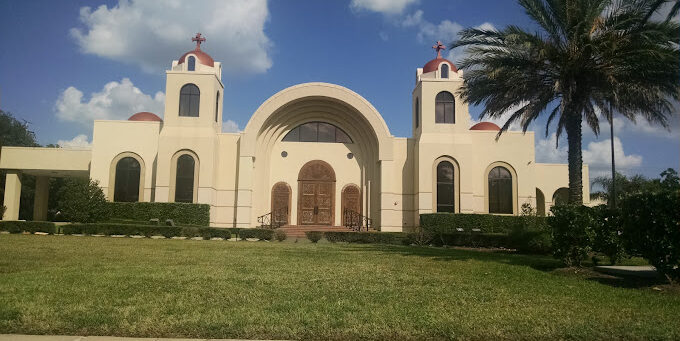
[55,178,109,223]
[453,0,679,204]
[591,168,680,204]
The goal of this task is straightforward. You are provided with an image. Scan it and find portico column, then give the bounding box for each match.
[33,176,49,221]
[3,171,22,220]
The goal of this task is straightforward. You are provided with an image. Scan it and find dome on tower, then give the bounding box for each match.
[177,33,215,67]
[423,41,458,73]
[128,112,162,122]
[470,122,501,131]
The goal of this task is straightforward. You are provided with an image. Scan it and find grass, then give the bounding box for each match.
[0,234,678,340]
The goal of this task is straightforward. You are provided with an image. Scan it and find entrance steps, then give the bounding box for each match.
[278,225,356,238]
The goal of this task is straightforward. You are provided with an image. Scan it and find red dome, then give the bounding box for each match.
[128,112,162,122]
[423,57,457,74]
[178,48,215,67]
[470,122,501,131]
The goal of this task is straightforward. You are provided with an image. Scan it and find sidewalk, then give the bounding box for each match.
[0,335,284,341]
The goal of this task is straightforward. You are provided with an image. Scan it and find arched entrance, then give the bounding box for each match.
[271,182,291,225]
[298,160,336,225]
[341,184,361,225]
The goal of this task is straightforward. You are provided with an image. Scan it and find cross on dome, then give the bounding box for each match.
[432,41,446,59]
[192,33,206,50]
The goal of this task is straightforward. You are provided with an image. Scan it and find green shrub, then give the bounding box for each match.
[508,216,552,254]
[549,204,596,267]
[324,231,406,245]
[404,227,432,246]
[56,178,109,223]
[428,232,510,248]
[0,221,57,234]
[420,213,534,234]
[61,223,230,240]
[620,191,680,283]
[106,202,210,226]
[238,228,274,241]
[305,231,323,243]
[591,205,625,265]
[274,229,287,242]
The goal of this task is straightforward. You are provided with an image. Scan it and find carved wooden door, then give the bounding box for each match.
[316,182,333,225]
[299,182,317,225]
[341,184,361,225]
[271,182,290,225]
[297,160,336,226]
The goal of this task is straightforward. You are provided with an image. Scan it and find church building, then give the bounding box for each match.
[0,35,589,231]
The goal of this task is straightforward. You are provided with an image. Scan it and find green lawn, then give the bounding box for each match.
[0,235,678,340]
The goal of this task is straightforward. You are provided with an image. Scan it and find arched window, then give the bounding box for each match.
[441,63,449,78]
[179,84,200,117]
[188,56,196,71]
[435,91,455,124]
[553,188,569,206]
[488,166,513,214]
[175,154,196,203]
[436,161,455,212]
[215,91,220,122]
[114,157,141,202]
[415,97,420,128]
[282,122,353,143]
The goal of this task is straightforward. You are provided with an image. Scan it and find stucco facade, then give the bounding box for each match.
[0,42,589,230]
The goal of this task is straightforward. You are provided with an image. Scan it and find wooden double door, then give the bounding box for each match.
[298,181,334,225]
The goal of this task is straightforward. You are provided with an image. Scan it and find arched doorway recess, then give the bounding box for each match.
[298,160,336,225]
[341,184,362,225]
[271,182,291,225]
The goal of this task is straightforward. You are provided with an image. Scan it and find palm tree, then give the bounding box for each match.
[452,0,679,204]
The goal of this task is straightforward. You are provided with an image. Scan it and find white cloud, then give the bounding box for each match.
[350,0,419,15]
[71,0,272,74]
[55,78,165,125]
[535,133,643,178]
[57,134,92,149]
[222,119,240,133]
[401,10,463,44]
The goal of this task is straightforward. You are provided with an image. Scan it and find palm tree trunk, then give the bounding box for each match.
[566,114,584,204]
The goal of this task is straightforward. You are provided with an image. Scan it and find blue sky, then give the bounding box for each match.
[0,0,678,182]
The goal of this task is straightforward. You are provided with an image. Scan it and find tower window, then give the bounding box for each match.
[415,97,420,128]
[435,91,455,124]
[215,91,220,122]
[441,63,449,78]
[188,56,196,71]
[179,84,200,117]
[175,154,196,203]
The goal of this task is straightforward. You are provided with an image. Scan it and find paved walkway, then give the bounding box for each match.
[0,335,284,341]
[593,265,658,278]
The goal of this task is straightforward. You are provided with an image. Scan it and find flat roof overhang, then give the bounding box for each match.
[0,146,91,177]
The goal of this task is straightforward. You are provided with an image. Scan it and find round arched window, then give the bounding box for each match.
[488,166,513,214]
[114,157,141,202]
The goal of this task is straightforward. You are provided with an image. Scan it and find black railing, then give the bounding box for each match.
[257,206,288,229]
[343,208,371,231]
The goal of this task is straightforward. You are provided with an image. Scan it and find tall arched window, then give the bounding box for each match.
[441,63,449,78]
[436,161,455,212]
[415,97,420,128]
[435,91,455,124]
[553,188,569,206]
[215,91,220,122]
[114,157,141,202]
[188,56,196,71]
[175,154,196,203]
[488,166,513,214]
[179,84,200,117]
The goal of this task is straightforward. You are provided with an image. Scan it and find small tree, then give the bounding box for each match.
[56,178,109,223]
[549,204,596,267]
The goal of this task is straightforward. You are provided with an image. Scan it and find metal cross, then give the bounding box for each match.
[432,41,446,58]
[192,33,206,49]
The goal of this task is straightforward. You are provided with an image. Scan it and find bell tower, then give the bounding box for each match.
[412,41,470,139]
[163,33,224,132]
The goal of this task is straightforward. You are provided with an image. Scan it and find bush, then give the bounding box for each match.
[620,191,680,283]
[428,232,510,248]
[0,221,57,234]
[591,205,625,265]
[274,229,287,242]
[404,227,432,246]
[549,204,596,267]
[61,223,231,239]
[420,213,536,234]
[325,231,407,245]
[56,178,109,223]
[508,215,552,254]
[238,228,274,241]
[305,231,323,243]
[106,202,210,226]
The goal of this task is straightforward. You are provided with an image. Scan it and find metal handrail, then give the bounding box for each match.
[257,206,288,229]
[342,208,371,231]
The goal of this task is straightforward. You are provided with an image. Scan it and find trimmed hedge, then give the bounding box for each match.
[420,213,538,234]
[106,202,210,226]
[238,228,274,241]
[61,223,231,239]
[324,231,407,245]
[426,232,510,248]
[0,221,57,234]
